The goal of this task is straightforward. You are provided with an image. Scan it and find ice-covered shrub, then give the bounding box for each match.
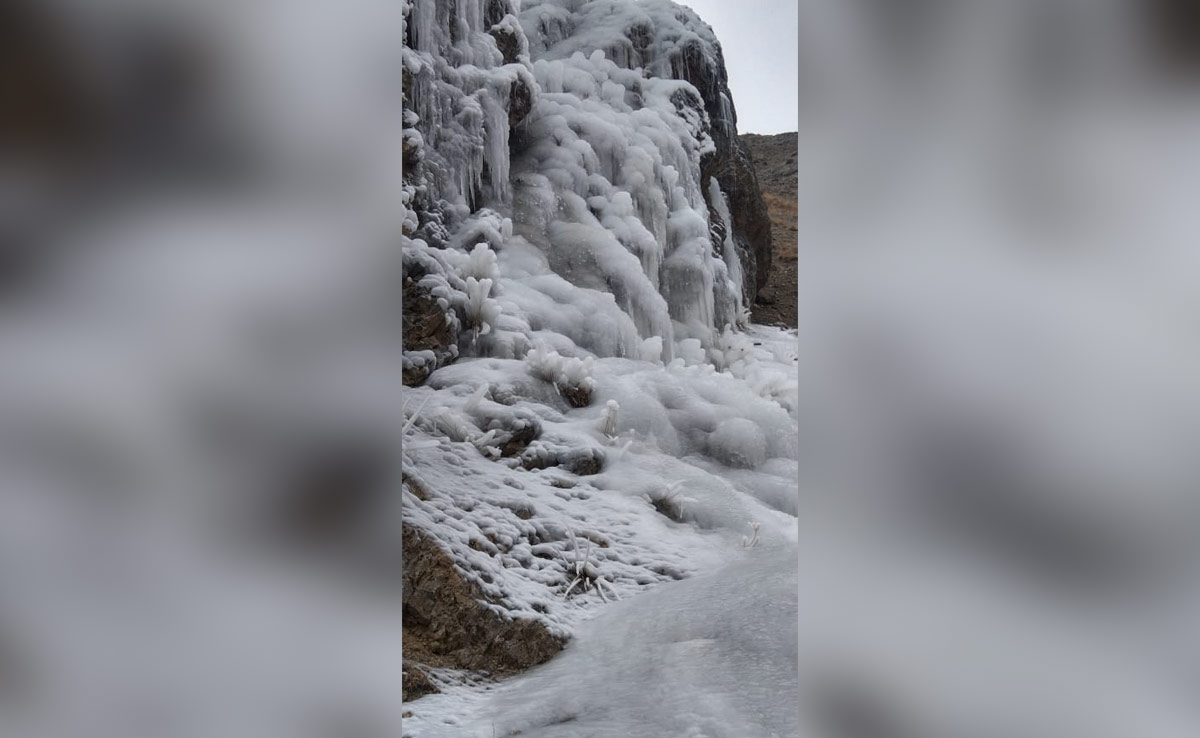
[741,521,761,548]
[562,528,620,602]
[600,399,620,440]
[462,242,499,282]
[431,407,473,443]
[471,429,504,459]
[401,394,439,458]
[525,344,596,407]
[524,343,561,384]
[645,479,690,522]
[474,404,543,457]
[463,277,501,338]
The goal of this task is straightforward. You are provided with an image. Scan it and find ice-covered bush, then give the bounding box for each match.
[600,399,620,440]
[463,277,501,338]
[525,344,596,407]
[462,243,499,282]
[645,479,690,522]
[562,528,620,602]
[524,343,562,384]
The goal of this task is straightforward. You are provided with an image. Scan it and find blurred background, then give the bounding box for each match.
[4,0,1200,736]
[794,1,1200,737]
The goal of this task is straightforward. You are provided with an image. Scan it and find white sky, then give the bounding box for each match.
[679,0,799,134]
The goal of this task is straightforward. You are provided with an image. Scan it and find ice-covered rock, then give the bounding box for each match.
[401,0,773,372]
[520,0,773,301]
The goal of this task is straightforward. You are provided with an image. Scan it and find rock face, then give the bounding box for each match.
[741,132,798,329]
[402,267,457,387]
[673,36,774,301]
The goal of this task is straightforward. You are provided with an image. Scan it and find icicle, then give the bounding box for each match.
[707,176,744,313]
[411,0,437,54]
[717,92,734,128]
[483,82,511,203]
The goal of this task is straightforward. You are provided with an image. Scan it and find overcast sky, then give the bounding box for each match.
[680,0,799,134]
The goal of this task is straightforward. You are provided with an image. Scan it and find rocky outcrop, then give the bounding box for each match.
[401,523,565,700]
[667,36,774,300]
[741,132,798,329]
[703,135,774,300]
[402,262,459,386]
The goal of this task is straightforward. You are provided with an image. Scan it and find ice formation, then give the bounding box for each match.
[0,0,790,736]
[401,0,770,369]
[400,1,797,734]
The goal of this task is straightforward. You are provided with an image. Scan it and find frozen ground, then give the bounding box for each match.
[401,322,799,737]
[406,544,797,738]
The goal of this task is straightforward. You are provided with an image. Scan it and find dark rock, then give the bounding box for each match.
[402,127,422,168]
[485,0,512,30]
[402,524,565,701]
[650,494,687,523]
[701,136,773,297]
[508,74,534,128]
[490,19,524,66]
[559,383,591,408]
[520,445,604,476]
[741,132,798,329]
[403,259,458,386]
[492,26,523,66]
[626,21,654,68]
[563,448,604,476]
[499,420,540,457]
[657,28,774,300]
[475,406,542,457]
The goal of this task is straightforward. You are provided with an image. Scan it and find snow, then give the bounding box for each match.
[402,324,799,635]
[401,297,797,734]
[405,545,798,738]
[708,418,768,469]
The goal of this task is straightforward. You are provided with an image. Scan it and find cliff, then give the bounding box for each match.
[741,131,798,329]
[401,0,774,385]
[398,0,799,712]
